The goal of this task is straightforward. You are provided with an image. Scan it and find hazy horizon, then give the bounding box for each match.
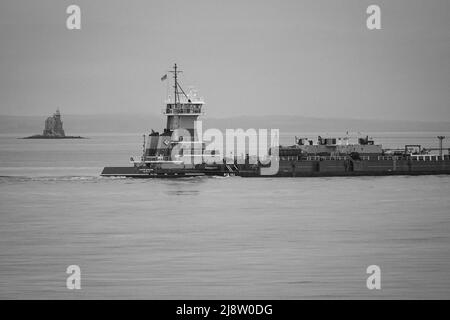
[2,113,450,136]
[1,0,449,121]
[2,110,450,123]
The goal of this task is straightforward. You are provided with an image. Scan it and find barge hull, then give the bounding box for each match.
[273,158,450,177]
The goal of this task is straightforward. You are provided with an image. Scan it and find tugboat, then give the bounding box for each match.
[101,64,233,177]
[102,64,450,178]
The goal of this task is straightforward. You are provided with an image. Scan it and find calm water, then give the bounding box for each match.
[0,132,449,299]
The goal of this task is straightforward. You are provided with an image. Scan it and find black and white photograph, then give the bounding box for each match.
[0,0,450,307]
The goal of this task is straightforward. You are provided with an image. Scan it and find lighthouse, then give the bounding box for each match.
[43,108,65,137]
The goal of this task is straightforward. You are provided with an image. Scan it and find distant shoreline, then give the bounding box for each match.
[2,114,450,134]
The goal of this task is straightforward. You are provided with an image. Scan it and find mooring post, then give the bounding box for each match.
[437,136,445,158]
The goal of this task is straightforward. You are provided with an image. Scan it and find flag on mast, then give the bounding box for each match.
[161,74,167,81]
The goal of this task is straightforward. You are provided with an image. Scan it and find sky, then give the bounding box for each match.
[0,0,449,121]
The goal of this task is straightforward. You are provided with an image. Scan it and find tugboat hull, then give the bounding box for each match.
[100,166,230,178]
[101,166,148,177]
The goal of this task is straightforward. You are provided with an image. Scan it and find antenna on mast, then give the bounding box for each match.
[169,63,191,105]
[169,63,183,107]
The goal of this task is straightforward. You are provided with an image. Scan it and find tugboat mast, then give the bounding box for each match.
[174,63,178,107]
[170,63,181,106]
[169,63,190,106]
